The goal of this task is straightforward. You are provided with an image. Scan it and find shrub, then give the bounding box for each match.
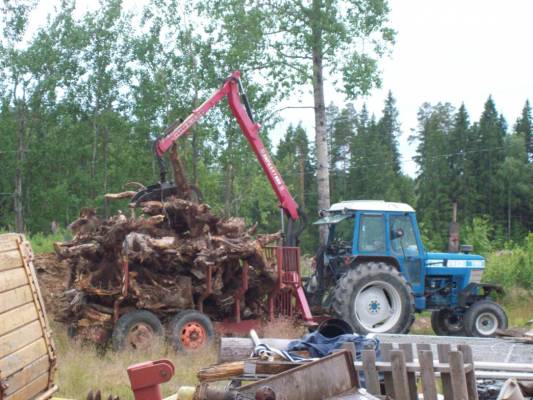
[484,233,533,290]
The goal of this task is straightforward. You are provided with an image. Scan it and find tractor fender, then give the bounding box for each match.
[458,282,505,307]
[352,255,400,270]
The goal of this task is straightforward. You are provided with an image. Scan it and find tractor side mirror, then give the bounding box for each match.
[391,228,404,240]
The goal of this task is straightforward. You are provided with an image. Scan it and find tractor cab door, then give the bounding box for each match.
[388,213,424,293]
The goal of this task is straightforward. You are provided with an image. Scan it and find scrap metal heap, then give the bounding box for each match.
[52,196,281,341]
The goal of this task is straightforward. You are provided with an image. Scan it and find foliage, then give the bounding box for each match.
[461,217,493,256]
[484,233,533,290]
[29,230,70,254]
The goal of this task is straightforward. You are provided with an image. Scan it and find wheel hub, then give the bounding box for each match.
[126,323,155,350]
[476,312,498,336]
[368,300,381,314]
[181,322,207,350]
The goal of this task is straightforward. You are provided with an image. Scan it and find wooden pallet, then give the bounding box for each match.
[0,234,57,400]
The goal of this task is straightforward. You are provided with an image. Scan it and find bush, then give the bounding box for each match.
[461,217,493,256]
[484,233,533,290]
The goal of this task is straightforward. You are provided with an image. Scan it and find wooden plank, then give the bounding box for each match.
[381,343,394,397]
[438,344,454,400]
[449,351,469,400]
[0,338,48,378]
[0,286,33,314]
[3,355,49,396]
[0,302,39,337]
[0,238,19,253]
[458,345,479,400]
[417,343,431,352]
[0,250,23,271]
[0,320,42,359]
[353,360,472,374]
[362,349,381,395]
[390,350,411,400]
[399,343,418,400]
[339,342,360,387]
[418,350,438,400]
[5,371,49,400]
[0,268,28,293]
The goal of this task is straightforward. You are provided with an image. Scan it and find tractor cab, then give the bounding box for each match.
[312,200,507,337]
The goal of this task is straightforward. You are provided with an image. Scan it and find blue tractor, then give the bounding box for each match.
[307,200,508,337]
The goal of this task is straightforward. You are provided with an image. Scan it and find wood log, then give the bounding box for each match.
[197,360,299,382]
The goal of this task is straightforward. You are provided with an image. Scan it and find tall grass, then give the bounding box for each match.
[51,323,216,399]
[30,230,71,254]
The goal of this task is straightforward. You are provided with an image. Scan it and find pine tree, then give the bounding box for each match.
[515,100,532,161]
[377,91,401,174]
[476,97,506,219]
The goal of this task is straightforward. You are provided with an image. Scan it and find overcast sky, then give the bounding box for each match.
[276,0,533,177]
[29,1,533,177]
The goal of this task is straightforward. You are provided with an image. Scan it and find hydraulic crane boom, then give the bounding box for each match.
[133,71,304,245]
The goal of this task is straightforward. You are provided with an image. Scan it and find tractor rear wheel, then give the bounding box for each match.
[169,310,214,351]
[333,262,415,334]
[464,300,507,337]
[430,309,465,336]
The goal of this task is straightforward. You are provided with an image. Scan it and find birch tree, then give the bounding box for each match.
[200,0,395,242]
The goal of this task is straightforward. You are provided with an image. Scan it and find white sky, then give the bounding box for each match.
[29,0,533,177]
[275,0,533,176]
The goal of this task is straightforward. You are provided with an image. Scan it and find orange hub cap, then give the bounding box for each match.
[180,322,207,350]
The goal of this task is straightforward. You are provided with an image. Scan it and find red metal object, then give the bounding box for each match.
[180,321,207,350]
[127,359,174,400]
[154,71,299,221]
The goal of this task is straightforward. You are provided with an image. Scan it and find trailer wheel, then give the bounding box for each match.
[430,309,465,336]
[464,300,508,337]
[169,310,214,351]
[112,310,164,351]
[333,262,415,334]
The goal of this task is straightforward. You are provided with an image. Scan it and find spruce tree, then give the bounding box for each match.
[515,100,532,161]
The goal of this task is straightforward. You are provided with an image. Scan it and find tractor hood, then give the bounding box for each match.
[425,252,484,268]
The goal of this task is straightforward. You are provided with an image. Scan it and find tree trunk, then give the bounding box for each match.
[103,124,109,217]
[311,5,330,244]
[14,101,26,233]
[298,145,306,210]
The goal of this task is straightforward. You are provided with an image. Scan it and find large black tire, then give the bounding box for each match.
[112,310,164,351]
[169,309,214,351]
[463,300,508,337]
[333,262,415,334]
[431,309,466,336]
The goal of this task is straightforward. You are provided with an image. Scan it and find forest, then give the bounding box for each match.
[0,0,532,257]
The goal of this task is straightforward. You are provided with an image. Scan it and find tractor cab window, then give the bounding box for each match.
[390,215,419,256]
[328,215,354,255]
[359,214,386,252]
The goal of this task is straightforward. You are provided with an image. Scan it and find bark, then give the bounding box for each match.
[53,196,281,330]
[14,99,26,233]
[311,0,331,244]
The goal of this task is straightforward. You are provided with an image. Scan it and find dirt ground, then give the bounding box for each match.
[34,253,70,320]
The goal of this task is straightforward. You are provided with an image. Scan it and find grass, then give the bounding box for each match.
[51,322,216,399]
[50,317,306,399]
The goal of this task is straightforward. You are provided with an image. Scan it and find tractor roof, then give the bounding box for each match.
[328,200,415,213]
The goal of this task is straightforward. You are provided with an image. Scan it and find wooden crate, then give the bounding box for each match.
[0,233,57,400]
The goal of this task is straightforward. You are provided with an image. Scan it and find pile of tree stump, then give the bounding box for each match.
[53,195,281,340]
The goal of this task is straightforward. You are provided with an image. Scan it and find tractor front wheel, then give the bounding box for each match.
[430,309,465,336]
[464,300,507,337]
[333,262,415,334]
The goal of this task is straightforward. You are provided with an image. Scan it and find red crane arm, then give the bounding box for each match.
[155,71,300,221]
